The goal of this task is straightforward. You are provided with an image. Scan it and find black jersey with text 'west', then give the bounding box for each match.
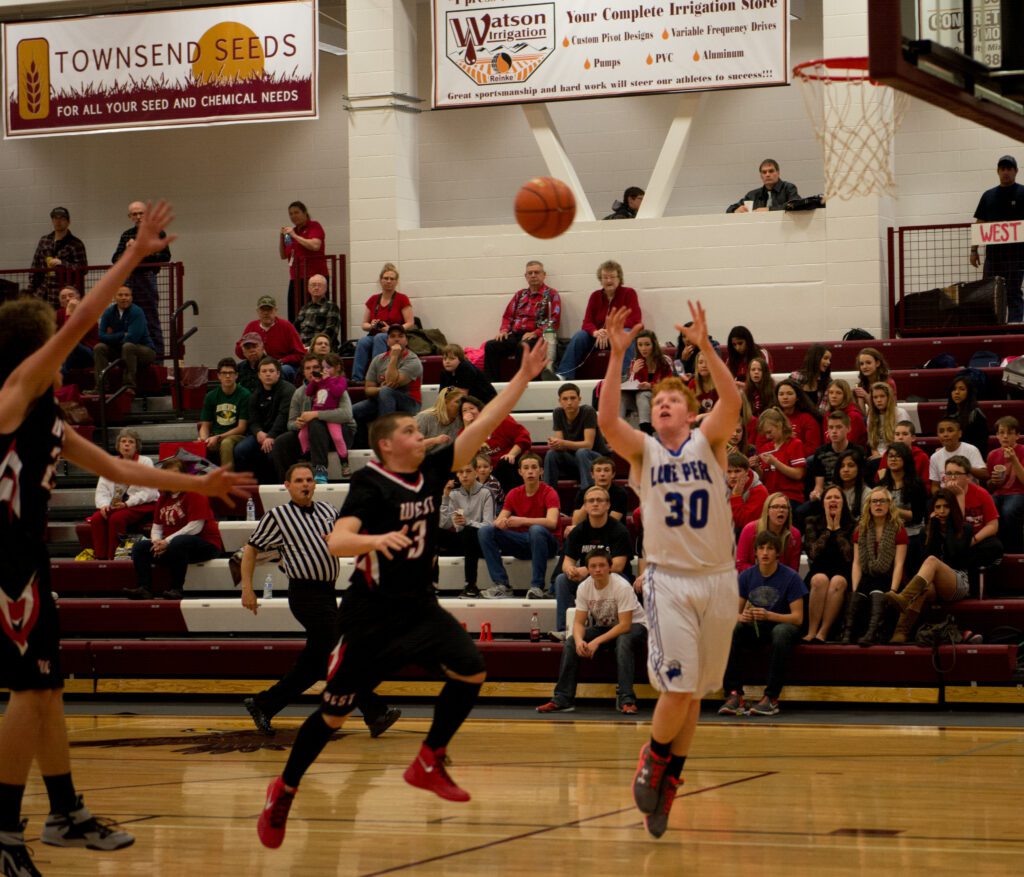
[338,444,455,597]
[0,393,64,596]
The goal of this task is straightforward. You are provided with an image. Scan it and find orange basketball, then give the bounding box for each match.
[514,177,576,239]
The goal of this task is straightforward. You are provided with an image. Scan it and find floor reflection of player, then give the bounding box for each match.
[597,302,741,839]
[257,337,551,850]
[0,201,255,876]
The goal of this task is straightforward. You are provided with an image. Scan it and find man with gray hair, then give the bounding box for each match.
[482,260,560,380]
[295,274,341,350]
[112,200,172,356]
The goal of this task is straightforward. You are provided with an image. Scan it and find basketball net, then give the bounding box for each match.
[794,57,908,202]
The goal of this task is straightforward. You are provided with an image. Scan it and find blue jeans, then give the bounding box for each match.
[554,573,580,632]
[352,388,421,447]
[995,493,1024,552]
[352,334,389,381]
[551,624,648,707]
[557,330,635,379]
[234,434,278,483]
[543,448,600,488]
[477,524,557,591]
[61,343,94,379]
[280,363,298,384]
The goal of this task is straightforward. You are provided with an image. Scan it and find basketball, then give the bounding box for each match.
[514,176,576,239]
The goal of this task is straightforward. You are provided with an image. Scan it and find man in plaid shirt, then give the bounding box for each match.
[295,274,342,350]
[482,260,560,381]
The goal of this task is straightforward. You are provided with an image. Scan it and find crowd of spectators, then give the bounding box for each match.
[38,195,1023,717]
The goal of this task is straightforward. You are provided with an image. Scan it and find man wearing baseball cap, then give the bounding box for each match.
[30,207,88,308]
[235,295,307,383]
[236,332,266,393]
[971,155,1024,322]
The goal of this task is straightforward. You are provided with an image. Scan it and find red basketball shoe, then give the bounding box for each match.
[403,744,471,802]
[257,777,296,849]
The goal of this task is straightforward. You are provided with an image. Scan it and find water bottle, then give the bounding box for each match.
[530,612,540,642]
[283,233,292,246]
[262,574,273,600]
[246,498,256,522]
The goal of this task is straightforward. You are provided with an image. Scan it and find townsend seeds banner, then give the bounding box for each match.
[3,0,317,138]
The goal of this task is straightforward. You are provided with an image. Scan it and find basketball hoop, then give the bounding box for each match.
[793,57,908,202]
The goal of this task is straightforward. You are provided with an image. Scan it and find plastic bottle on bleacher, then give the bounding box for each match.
[530,612,540,642]
[246,498,256,521]
[263,574,273,600]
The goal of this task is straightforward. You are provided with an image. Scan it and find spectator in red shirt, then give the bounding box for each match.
[477,454,560,599]
[736,492,802,573]
[483,260,561,381]
[723,325,771,385]
[351,262,415,382]
[988,416,1024,552]
[876,420,930,484]
[279,200,328,322]
[460,395,532,493]
[727,451,768,535]
[557,259,640,380]
[753,409,806,506]
[774,378,822,455]
[124,458,223,600]
[943,455,1004,571]
[823,379,867,448]
[620,329,673,432]
[235,295,307,383]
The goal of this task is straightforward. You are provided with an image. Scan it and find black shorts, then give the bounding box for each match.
[321,595,484,716]
[0,567,63,692]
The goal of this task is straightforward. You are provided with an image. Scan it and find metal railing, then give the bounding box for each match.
[887,223,1013,336]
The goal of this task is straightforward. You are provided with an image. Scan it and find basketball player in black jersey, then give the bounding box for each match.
[0,201,255,876]
[257,336,550,849]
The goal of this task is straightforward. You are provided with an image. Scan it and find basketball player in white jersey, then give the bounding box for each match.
[597,302,740,839]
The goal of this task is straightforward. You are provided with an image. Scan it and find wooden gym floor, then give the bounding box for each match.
[11,707,1024,876]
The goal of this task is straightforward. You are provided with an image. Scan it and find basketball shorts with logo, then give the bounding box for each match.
[641,564,738,697]
[320,596,485,717]
[0,564,63,691]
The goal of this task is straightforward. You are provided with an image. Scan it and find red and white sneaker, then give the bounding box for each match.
[257,777,296,849]
[644,776,682,839]
[403,745,471,802]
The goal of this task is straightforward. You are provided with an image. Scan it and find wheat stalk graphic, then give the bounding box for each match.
[24,61,41,114]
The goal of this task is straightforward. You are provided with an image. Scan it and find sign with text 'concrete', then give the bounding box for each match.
[432,0,789,109]
[3,0,317,138]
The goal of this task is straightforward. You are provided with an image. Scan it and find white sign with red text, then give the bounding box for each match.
[972,220,1024,247]
[431,0,789,109]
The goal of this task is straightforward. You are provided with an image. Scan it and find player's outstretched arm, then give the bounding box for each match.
[597,307,645,468]
[327,515,412,559]
[676,300,739,455]
[0,201,177,432]
[453,336,549,470]
[61,428,255,506]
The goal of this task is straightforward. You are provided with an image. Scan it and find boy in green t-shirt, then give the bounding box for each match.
[199,357,251,467]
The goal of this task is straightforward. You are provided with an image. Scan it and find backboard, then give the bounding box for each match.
[868,0,1024,140]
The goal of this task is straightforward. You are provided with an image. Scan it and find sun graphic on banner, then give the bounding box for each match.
[192,21,266,84]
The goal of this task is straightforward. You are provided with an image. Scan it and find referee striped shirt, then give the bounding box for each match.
[248,500,340,583]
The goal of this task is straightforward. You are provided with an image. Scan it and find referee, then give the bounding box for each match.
[240,462,399,737]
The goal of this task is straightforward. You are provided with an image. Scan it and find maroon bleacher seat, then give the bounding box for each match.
[915,400,1024,435]
[51,559,170,594]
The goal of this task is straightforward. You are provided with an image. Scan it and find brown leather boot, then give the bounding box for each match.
[885,575,927,614]
[839,591,868,645]
[890,583,937,644]
[858,592,888,647]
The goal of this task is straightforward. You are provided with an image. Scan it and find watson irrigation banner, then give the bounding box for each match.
[3,0,317,138]
[431,0,788,108]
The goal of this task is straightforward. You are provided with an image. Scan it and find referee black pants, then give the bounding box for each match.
[256,579,388,724]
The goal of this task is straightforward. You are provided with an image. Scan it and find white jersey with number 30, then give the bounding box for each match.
[635,430,735,574]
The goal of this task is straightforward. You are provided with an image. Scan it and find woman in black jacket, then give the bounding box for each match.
[885,488,973,643]
[802,484,855,642]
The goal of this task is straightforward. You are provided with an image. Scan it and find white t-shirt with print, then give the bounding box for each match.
[575,573,646,628]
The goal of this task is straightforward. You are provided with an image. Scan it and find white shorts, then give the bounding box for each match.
[642,564,738,697]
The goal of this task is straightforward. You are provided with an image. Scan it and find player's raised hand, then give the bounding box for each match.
[518,333,549,379]
[606,307,644,356]
[675,300,709,350]
[376,525,413,559]
[134,200,177,255]
[196,468,258,507]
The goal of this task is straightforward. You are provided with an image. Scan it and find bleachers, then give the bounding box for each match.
[47,337,1024,703]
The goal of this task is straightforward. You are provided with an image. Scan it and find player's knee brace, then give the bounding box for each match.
[319,690,359,720]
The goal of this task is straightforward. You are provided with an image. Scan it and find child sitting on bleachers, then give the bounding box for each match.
[744,356,775,416]
[439,343,497,403]
[439,461,496,599]
[945,374,989,456]
[302,353,349,483]
[987,415,1024,553]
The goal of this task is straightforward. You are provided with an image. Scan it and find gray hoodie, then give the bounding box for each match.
[441,480,495,530]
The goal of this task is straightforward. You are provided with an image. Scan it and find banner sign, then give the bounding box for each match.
[431,0,788,109]
[972,220,1024,247]
[3,1,317,138]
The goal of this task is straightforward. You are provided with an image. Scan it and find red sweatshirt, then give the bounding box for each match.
[235,318,307,365]
[467,415,533,466]
[581,286,641,334]
[730,470,768,531]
